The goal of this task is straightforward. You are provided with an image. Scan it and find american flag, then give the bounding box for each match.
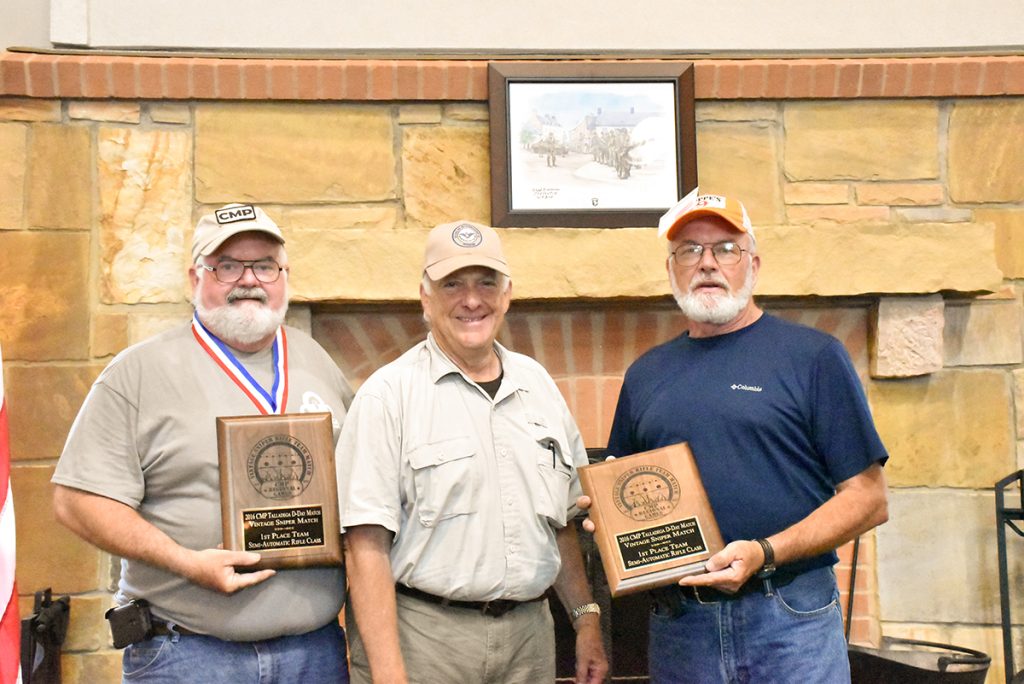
[0,345,21,684]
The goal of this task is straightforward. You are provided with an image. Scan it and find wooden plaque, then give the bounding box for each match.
[217,412,342,571]
[579,442,724,597]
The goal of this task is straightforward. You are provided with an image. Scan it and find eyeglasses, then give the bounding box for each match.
[671,241,749,267]
[198,258,287,284]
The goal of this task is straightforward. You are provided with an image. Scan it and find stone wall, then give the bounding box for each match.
[1,52,1023,682]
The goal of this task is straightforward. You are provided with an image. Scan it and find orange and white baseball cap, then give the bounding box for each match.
[191,203,285,262]
[423,220,511,280]
[657,187,753,241]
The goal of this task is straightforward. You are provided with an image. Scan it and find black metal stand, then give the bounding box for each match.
[996,471,1024,684]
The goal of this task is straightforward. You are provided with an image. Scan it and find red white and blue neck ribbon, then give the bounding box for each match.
[191,314,289,415]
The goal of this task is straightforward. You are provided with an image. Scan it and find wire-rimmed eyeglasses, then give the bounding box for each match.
[198,258,287,284]
[671,241,749,267]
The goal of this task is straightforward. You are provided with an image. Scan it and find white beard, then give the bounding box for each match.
[193,286,288,348]
[671,260,755,325]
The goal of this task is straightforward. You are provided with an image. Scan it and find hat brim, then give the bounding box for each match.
[665,208,748,241]
[424,255,511,281]
[192,226,285,262]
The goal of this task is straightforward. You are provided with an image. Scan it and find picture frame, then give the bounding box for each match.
[488,61,697,228]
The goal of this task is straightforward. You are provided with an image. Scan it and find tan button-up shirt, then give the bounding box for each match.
[337,333,587,601]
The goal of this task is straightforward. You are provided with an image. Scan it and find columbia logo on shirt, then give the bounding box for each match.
[731,383,763,392]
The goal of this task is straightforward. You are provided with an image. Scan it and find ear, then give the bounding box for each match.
[189,265,200,295]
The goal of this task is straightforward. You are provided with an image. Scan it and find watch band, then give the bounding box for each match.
[755,538,776,579]
[570,602,601,621]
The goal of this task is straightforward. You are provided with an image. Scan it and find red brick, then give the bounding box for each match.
[570,312,595,375]
[598,376,624,448]
[810,61,839,98]
[716,62,741,99]
[601,311,627,375]
[693,62,715,99]
[764,61,789,98]
[191,58,217,99]
[955,59,983,96]
[860,61,885,97]
[906,60,935,97]
[396,63,420,99]
[836,62,862,98]
[241,61,268,99]
[163,60,190,99]
[318,61,345,99]
[216,61,242,99]
[420,62,446,100]
[269,62,297,99]
[738,63,766,99]
[295,62,319,100]
[79,59,109,98]
[369,61,396,100]
[980,57,1009,95]
[881,60,910,97]
[0,53,29,95]
[538,314,569,377]
[466,63,487,100]
[938,60,961,95]
[25,54,57,98]
[446,63,471,100]
[109,56,137,98]
[572,377,601,447]
[343,63,368,100]
[1006,58,1024,94]
[786,63,813,98]
[137,60,163,99]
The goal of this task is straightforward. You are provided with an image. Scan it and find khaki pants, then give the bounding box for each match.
[347,591,555,684]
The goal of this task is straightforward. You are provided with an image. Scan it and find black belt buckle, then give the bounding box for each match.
[480,599,517,618]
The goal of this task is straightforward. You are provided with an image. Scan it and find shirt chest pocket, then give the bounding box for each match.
[407,436,480,527]
[527,417,574,527]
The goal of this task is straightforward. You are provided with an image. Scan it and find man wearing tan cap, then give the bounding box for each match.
[53,204,354,682]
[338,220,608,684]
[583,189,889,682]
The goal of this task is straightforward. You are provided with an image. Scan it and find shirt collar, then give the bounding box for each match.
[425,332,528,397]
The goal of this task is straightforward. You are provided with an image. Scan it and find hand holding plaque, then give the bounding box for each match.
[217,412,342,571]
[578,442,724,596]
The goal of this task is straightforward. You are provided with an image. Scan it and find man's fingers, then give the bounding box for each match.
[233,568,276,589]
[581,519,596,533]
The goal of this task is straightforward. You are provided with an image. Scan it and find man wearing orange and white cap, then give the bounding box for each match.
[594,190,889,682]
[338,220,608,684]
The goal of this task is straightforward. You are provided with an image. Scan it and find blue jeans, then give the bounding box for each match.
[122,620,349,684]
[649,566,849,684]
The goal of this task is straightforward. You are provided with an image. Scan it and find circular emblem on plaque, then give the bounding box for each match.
[246,434,315,500]
[612,465,680,522]
[451,223,483,248]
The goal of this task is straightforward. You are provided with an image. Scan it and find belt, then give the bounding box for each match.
[395,584,544,618]
[676,571,799,604]
[150,621,201,637]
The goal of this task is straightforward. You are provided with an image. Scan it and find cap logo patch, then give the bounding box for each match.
[451,223,483,248]
[695,195,726,209]
[215,205,257,224]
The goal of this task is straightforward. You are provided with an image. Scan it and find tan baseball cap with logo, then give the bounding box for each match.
[191,203,285,263]
[423,220,511,280]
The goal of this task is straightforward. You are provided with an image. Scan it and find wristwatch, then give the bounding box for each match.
[755,538,776,579]
[570,602,601,621]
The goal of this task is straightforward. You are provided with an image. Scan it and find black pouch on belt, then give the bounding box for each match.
[105,598,154,648]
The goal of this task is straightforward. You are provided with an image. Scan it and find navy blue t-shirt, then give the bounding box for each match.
[607,313,888,572]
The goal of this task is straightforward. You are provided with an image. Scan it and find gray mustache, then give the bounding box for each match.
[226,287,268,304]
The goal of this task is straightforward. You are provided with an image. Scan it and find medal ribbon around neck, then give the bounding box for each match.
[191,314,289,415]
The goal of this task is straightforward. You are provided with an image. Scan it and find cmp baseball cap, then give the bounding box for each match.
[423,220,511,280]
[191,203,285,263]
[657,187,753,241]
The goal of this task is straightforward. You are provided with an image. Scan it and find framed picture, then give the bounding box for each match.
[488,61,697,228]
